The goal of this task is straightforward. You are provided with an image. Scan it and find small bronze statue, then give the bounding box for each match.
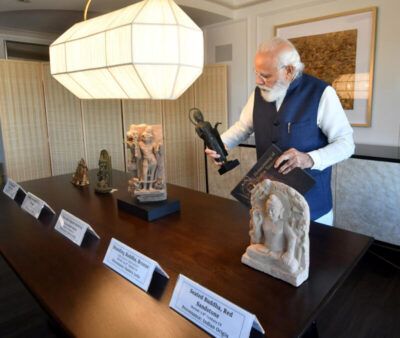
[189,107,239,175]
[71,158,89,186]
[95,149,113,194]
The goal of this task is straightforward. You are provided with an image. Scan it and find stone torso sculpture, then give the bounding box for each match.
[71,158,89,186]
[95,149,113,193]
[242,179,310,286]
[139,126,159,190]
[126,124,166,202]
[126,125,141,179]
[189,108,239,175]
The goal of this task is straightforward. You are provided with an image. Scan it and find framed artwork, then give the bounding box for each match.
[275,7,377,127]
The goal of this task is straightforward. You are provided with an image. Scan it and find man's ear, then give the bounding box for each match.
[285,65,295,81]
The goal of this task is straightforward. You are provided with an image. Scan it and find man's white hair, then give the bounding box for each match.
[257,37,304,78]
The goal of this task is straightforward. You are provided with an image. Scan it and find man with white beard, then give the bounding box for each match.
[206,37,354,226]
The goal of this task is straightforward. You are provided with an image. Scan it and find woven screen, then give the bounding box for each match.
[0,61,227,192]
[194,65,229,194]
[42,64,86,176]
[122,100,163,126]
[194,64,235,197]
[0,60,51,182]
[81,100,125,171]
[163,85,203,190]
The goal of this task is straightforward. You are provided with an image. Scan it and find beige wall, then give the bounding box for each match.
[204,0,400,147]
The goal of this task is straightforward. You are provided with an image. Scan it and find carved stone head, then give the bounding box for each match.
[265,194,284,222]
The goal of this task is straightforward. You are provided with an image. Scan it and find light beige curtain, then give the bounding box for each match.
[81,100,125,171]
[195,65,232,195]
[0,60,51,182]
[42,63,86,176]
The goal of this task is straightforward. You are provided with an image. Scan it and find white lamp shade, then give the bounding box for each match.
[49,0,204,100]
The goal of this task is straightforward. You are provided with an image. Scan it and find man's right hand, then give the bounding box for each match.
[205,148,222,167]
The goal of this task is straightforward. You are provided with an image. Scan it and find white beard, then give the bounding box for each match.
[258,79,289,102]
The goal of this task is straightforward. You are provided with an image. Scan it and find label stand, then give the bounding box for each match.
[21,192,55,219]
[103,238,169,292]
[54,209,100,246]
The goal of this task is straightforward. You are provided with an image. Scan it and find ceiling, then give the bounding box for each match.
[0,0,236,34]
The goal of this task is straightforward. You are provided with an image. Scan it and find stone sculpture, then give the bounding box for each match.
[189,107,239,175]
[126,124,141,179]
[71,158,89,186]
[95,149,113,193]
[126,124,166,202]
[241,179,310,287]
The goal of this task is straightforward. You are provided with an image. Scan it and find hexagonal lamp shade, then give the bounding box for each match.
[49,0,204,100]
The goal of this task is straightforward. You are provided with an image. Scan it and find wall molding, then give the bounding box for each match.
[0,26,57,42]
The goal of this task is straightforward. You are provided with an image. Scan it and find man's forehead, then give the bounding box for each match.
[255,52,278,71]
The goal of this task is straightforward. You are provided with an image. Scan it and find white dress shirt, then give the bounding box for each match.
[221,85,355,171]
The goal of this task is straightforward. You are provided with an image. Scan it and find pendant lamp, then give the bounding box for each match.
[49,0,204,100]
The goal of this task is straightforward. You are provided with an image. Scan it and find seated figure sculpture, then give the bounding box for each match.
[241,179,310,287]
[71,158,89,186]
[126,124,166,202]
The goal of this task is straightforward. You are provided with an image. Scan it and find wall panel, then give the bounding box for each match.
[122,100,163,126]
[334,158,400,245]
[163,86,200,190]
[0,60,51,182]
[81,100,124,171]
[42,64,85,176]
[195,64,229,195]
[204,19,248,126]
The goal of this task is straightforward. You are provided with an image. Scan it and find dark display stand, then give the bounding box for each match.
[116,190,180,221]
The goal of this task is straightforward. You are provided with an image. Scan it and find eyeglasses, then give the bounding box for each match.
[254,71,270,83]
[255,66,288,83]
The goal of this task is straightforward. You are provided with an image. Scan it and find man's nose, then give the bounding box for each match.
[256,77,264,85]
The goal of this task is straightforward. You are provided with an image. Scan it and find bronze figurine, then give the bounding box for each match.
[189,107,239,175]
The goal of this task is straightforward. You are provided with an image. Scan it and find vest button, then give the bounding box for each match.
[273,121,280,126]
[272,139,277,144]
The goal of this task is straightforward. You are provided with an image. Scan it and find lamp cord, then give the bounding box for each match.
[84,0,92,21]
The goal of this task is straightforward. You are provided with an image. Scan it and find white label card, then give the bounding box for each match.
[170,274,265,338]
[54,209,100,246]
[21,192,55,219]
[103,238,169,292]
[3,178,23,200]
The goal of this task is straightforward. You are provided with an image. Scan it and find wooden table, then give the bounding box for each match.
[0,171,372,338]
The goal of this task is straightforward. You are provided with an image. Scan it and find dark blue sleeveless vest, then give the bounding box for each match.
[253,73,331,220]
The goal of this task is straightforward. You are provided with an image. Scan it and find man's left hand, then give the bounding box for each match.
[274,148,314,175]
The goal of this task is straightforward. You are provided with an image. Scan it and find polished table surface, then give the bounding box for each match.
[0,171,372,338]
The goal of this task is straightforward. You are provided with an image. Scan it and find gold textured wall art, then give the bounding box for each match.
[290,29,357,110]
[275,7,377,127]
